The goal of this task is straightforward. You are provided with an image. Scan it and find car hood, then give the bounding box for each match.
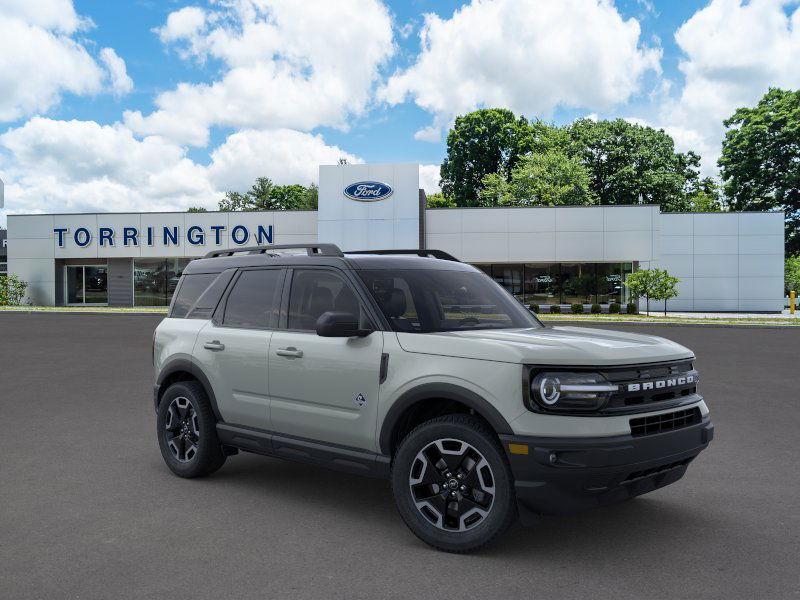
[395,326,693,366]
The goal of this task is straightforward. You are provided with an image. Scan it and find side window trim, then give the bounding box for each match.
[279,266,381,333]
[213,266,286,331]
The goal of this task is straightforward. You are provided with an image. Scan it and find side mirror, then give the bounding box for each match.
[315,311,373,338]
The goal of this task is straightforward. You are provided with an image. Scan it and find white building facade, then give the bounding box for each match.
[6,162,785,312]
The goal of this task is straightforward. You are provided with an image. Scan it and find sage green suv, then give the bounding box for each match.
[153,244,713,552]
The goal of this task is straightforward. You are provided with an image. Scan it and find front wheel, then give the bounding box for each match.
[156,381,226,478]
[391,415,517,553]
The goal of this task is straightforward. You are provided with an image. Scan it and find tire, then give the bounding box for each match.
[156,380,226,478]
[391,414,517,553]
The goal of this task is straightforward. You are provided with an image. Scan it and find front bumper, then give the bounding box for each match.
[500,417,713,518]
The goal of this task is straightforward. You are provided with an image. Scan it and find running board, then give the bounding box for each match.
[216,423,391,479]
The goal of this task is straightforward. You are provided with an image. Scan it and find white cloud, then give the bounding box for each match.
[126,0,394,147]
[156,6,206,44]
[380,0,661,141]
[206,129,362,193]
[0,0,83,32]
[0,118,362,217]
[656,0,800,174]
[418,164,441,195]
[0,1,132,121]
[100,48,133,96]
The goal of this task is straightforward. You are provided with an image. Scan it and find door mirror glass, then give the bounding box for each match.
[315,311,373,337]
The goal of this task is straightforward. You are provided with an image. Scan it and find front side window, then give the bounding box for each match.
[287,269,369,330]
[357,269,542,333]
[223,269,282,328]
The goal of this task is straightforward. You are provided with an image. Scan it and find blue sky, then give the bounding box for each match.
[1,0,799,222]
[57,0,706,165]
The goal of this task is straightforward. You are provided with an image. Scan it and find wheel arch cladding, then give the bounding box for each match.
[379,383,514,455]
[156,359,223,422]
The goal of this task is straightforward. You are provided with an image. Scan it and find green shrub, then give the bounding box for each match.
[528,303,540,313]
[609,302,621,314]
[626,302,638,315]
[549,304,561,314]
[590,303,601,314]
[0,274,28,306]
[570,303,583,314]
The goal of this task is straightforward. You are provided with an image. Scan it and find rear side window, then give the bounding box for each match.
[171,273,217,318]
[223,269,283,329]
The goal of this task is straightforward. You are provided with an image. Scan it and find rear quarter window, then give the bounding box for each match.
[170,273,218,318]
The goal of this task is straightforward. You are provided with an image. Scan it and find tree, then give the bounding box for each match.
[624,268,662,316]
[505,151,594,207]
[187,206,208,213]
[0,273,28,306]
[719,88,800,255]
[270,184,310,210]
[686,177,726,212]
[567,118,700,212]
[425,192,456,208]
[304,183,319,210]
[440,108,544,206]
[218,177,319,212]
[477,173,510,206]
[653,271,680,316]
[219,190,252,212]
[786,255,800,296]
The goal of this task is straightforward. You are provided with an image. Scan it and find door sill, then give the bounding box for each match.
[216,423,390,479]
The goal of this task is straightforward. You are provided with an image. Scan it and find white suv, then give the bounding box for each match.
[153,244,713,552]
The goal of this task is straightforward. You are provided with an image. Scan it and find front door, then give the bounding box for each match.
[268,268,384,451]
[193,268,284,429]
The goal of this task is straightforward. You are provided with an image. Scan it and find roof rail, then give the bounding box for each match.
[203,243,343,259]
[345,249,460,262]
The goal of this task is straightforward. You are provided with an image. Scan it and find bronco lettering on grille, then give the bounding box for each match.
[627,374,695,393]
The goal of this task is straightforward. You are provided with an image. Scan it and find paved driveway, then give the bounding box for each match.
[0,313,797,599]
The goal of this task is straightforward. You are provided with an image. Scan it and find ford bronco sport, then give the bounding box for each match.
[153,244,713,552]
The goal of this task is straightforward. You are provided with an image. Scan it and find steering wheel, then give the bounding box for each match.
[458,316,481,326]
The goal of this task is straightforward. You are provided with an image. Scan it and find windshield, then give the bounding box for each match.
[357,269,543,333]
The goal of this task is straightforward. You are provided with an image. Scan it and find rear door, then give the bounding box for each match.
[268,267,384,451]
[193,267,285,429]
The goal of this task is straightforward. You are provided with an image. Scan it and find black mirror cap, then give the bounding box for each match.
[315,311,373,337]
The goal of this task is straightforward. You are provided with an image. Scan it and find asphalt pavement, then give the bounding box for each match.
[0,313,798,599]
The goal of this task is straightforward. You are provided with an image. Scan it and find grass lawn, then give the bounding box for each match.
[0,306,168,314]
[538,313,799,327]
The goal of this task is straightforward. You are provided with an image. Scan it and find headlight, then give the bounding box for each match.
[530,372,618,412]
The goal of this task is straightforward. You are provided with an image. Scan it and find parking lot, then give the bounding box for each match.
[0,313,798,599]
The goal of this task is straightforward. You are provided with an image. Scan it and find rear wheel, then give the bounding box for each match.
[391,414,516,553]
[157,381,226,478]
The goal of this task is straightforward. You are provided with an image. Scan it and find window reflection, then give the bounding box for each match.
[476,262,636,305]
[134,258,193,306]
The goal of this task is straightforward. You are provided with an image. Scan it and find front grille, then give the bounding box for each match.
[629,407,702,437]
[602,361,698,412]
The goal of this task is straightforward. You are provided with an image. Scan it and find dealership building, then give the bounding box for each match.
[6,162,785,312]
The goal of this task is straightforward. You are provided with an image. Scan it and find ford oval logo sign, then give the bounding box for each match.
[344,181,393,202]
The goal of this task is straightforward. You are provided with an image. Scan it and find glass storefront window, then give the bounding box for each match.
[524,264,559,305]
[66,265,107,304]
[560,263,596,304]
[480,262,637,305]
[490,264,524,303]
[597,263,623,305]
[134,258,193,306]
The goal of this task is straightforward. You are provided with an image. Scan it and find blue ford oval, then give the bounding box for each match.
[343,181,393,202]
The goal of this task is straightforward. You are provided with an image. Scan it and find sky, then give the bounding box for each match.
[1,0,800,225]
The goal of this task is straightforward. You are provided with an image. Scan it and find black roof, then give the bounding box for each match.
[183,244,477,275]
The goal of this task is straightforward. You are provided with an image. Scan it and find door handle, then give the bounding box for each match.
[276,346,303,358]
[203,340,225,351]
